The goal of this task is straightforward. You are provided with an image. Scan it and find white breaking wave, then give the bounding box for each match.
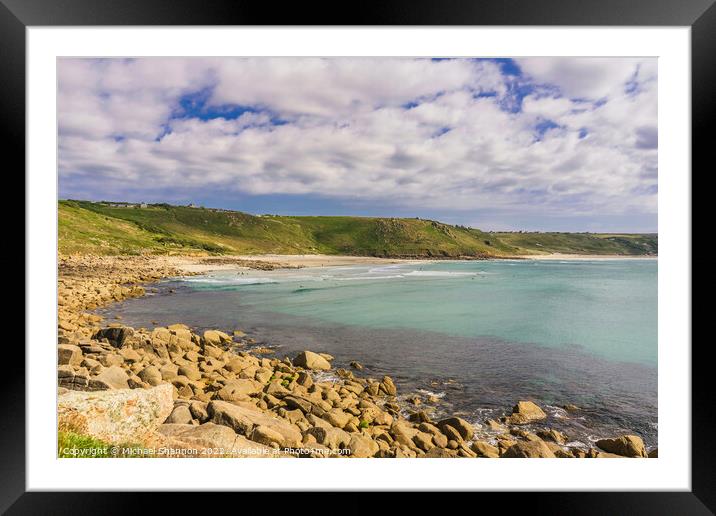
[183,277,277,285]
[416,388,446,398]
[332,275,405,281]
[403,270,478,277]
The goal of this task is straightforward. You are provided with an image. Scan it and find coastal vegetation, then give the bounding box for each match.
[59,200,657,258]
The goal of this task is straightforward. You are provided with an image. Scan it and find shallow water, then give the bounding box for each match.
[101,259,658,448]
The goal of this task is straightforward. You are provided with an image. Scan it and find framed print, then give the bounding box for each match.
[5,0,710,512]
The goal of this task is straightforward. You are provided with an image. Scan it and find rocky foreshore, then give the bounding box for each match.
[57,254,655,458]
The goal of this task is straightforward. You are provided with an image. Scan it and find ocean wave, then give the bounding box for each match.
[183,277,277,285]
[332,274,405,281]
[416,388,446,398]
[403,271,478,277]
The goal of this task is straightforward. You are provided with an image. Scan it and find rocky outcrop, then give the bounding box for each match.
[58,384,173,445]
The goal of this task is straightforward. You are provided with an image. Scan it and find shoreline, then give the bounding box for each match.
[161,253,657,275]
[57,254,656,458]
[513,253,657,261]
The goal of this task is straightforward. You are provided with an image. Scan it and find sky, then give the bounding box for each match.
[57,57,657,232]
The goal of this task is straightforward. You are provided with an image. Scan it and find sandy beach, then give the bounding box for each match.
[169,253,657,275]
[167,254,427,274]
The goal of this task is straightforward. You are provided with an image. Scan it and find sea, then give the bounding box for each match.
[99,258,658,449]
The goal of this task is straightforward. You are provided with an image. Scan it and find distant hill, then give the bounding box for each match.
[58,200,657,258]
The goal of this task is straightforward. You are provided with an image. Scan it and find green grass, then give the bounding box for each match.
[58,200,657,257]
[492,231,658,256]
[57,431,145,458]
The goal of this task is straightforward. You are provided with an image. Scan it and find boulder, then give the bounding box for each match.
[323,408,352,429]
[421,447,459,458]
[58,383,173,444]
[165,405,193,424]
[208,400,301,447]
[93,327,134,348]
[158,422,279,458]
[348,435,379,457]
[431,432,448,448]
[203,330,231,347]
[441,424,463,443]
[283,395,315,414]
[177,364,202,381]
[506,400,547,425]
[413,431,435,452]
[437,417,474,441]
[189,401,210,422]
[349,361,363,370]
[537,428,567,445]
[293,351,331,371]
[265,380,292,398]
[471,440,500,458]
[502,440,556,458]
[379,376,397,396]
[595,435,647,458]
[138,365,163,386]
[648,448,658,458]
[58,344,83,366]
[250,425,285,448]
[305,425,351,450]
[296,371,313,388]
[217,379,263,401]
[119,348,141,363]
[89,365,129,390]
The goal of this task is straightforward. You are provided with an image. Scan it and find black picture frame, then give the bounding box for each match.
[5,0,709,512]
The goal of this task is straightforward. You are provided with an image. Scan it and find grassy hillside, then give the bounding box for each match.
[58,200,657,257]
[493,232,658,256]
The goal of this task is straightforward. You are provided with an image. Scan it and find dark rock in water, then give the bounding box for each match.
[648,448,658,458]
[93,326,134,348]
[349,361,364,370]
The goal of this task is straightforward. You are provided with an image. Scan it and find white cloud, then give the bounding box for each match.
[515,57,655,100]
[57,57,658,223]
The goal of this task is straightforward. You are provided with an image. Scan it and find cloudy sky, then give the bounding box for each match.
[58,57,657,232]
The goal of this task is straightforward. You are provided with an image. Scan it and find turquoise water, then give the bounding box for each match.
[104,258,658,447]
[184,259,657,365]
